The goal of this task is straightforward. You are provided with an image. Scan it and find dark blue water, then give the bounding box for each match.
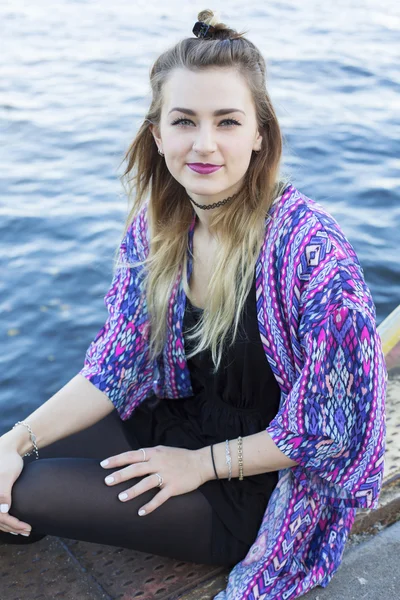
[1,1,399,433]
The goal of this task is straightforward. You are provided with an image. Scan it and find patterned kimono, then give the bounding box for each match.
[80,183,387,599]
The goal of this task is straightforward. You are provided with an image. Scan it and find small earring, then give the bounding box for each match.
[158,148,164,156]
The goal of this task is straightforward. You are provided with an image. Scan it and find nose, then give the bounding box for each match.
[192,124,217,154]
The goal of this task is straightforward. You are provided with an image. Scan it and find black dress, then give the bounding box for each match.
[122,272,281,565]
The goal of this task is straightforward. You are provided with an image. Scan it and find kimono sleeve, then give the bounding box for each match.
[266,303,387,509]
[78,224,154,420]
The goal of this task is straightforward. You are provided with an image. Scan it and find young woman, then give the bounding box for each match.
[0,9,386,600]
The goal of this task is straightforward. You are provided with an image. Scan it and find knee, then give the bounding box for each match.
[9,460,48,521]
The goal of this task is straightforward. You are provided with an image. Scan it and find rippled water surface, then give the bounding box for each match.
[1,0,399,430]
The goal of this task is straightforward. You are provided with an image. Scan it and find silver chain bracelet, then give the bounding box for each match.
[12,421,39,460]
[225,439,232,481]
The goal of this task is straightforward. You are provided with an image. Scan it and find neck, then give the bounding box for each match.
[187,188,241,231]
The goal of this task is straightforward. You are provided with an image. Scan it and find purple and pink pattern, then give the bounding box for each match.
[80,184,386,599]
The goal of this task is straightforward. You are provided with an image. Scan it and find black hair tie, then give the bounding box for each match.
[210,444,220,479]
[192,21,216,39]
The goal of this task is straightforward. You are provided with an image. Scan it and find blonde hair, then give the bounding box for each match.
[116,8,290,372]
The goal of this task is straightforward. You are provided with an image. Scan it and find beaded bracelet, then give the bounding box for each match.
[12,421,39,460]
[238,436,244,480]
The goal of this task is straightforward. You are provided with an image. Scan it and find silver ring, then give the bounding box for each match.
[155,473,163,488]
[139,448,146,461]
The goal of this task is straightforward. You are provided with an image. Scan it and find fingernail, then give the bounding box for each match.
[105,476,114,484]
[138,509,146,516]
[100,459,109,467]
[21,532,30,537]
[9,532,19,535]
[1,504,9,513]
[119,492,128,501]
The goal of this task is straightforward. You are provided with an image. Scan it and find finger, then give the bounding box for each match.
[115,472,159,501]
[0,515,32,531]
[0,514,32,534]
[137,487,171,516]
[0,527,29,535]
[0,517,32,532]
[100,448,151,469]
[0,528,16,534]
[104,461,149,486]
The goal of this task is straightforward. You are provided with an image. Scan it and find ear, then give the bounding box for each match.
[149,123,162,152]
[253,129,263,152]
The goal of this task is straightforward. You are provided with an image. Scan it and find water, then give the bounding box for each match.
[1,0,399,432]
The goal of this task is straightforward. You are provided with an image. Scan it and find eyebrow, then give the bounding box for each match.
[168,107,245,116]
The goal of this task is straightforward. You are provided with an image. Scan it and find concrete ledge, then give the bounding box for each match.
[352,478,400,535]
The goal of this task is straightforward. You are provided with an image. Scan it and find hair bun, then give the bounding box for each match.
[195,9,242,40]
[197,9,222,27]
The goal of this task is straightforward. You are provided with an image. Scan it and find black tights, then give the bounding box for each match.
[0,410,243,567]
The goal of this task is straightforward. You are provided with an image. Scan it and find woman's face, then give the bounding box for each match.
[151,67,262,206]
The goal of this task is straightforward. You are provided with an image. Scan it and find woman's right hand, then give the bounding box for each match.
[0,444,32,535]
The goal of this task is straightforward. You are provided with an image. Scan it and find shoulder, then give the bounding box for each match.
[266,184,375,318]
[270,184,355,255]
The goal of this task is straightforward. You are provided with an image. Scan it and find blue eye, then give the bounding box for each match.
[170,118,241,127]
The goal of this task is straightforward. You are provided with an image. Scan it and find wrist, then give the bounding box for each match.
[195,445,218,483]
[195,441,233,483]
[0,426,33,457]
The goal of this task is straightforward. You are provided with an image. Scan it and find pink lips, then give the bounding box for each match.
[187,163,222,174]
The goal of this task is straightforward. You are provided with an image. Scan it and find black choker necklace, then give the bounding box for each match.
[188,191,240,210]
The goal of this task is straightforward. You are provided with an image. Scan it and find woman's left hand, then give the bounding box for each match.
[100,445,205,516]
